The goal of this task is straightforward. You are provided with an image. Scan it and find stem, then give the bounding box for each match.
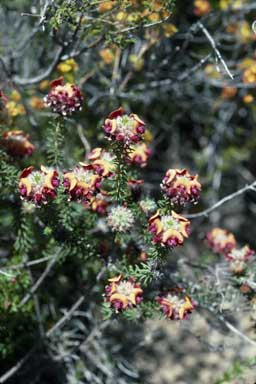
[47,116,64,167]
[112,142,129,204]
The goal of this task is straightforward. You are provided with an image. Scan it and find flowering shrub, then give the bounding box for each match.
[1,1,256,383]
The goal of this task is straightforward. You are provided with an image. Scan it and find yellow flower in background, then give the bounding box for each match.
[243,94,254,104]
[204,64,221,79]
[57,59,78,74]
[6,101,25,117]
[221,87,237,99]
[219,0,244,10]
[148,12,160,22]
[143,129,153,144]
[10,90,21,102]
[99,48,115,65]
[127,12,140,23]
[243,63,256,84]
[116,11,127,22]
[98,1,116,13]
[194,0,211,16]
[239,21,254,43]
[226,21,254,44]
[239,58,255,69]
[129,54,144,71]
[163,24,178,38]
[29,96,45,110]
[39,80,50,91]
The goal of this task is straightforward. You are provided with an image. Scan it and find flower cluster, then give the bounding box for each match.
[1,130,35,157]
[148,210,190,248]
[63,164,101,202]
[19,166,59,205]
[105,275,143,311]
[88,147,116,177]
[157,291,194,320]
[44,77,83,116]
[103,107,145,144]
[206,228,236,255]
[226,246,254,274]
[139,198,157,216]
[161,169,201,205]
[107,205,135,232]
[128,143,151,167]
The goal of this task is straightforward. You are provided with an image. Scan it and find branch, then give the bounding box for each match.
[13,46,64,86]
[77,124,91,159]
[46,295,85,337]
[186,181,256,219]
[206,307,256,347]
[0,295,85,383]
[117,15,170,34]
[19,250,60,307]
[198,21,234,79]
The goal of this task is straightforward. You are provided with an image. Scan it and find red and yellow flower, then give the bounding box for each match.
[88,147,116,177]
[44,77,83,116]
[206,228,236,255]
[157,291,194,320]
[128,143,151,167]
[63,164,101,202]
[89,190,109,215]
[19,166,59,205]
[148,210,190,248]
[103,107,145,144]
[1,130,35,157]
[226,245,254,274]
[105,275,143,311]
[161,169,201,205]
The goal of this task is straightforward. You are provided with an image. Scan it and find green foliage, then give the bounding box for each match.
[50,0,79,29]
[124,262,153,285]
[215,357,256,384]
[109,142,131,203]
[0,150,19,191]
[14,213,34,257]
[101,301,113,320]
[0,270,31,314]
[46,118,64,167]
